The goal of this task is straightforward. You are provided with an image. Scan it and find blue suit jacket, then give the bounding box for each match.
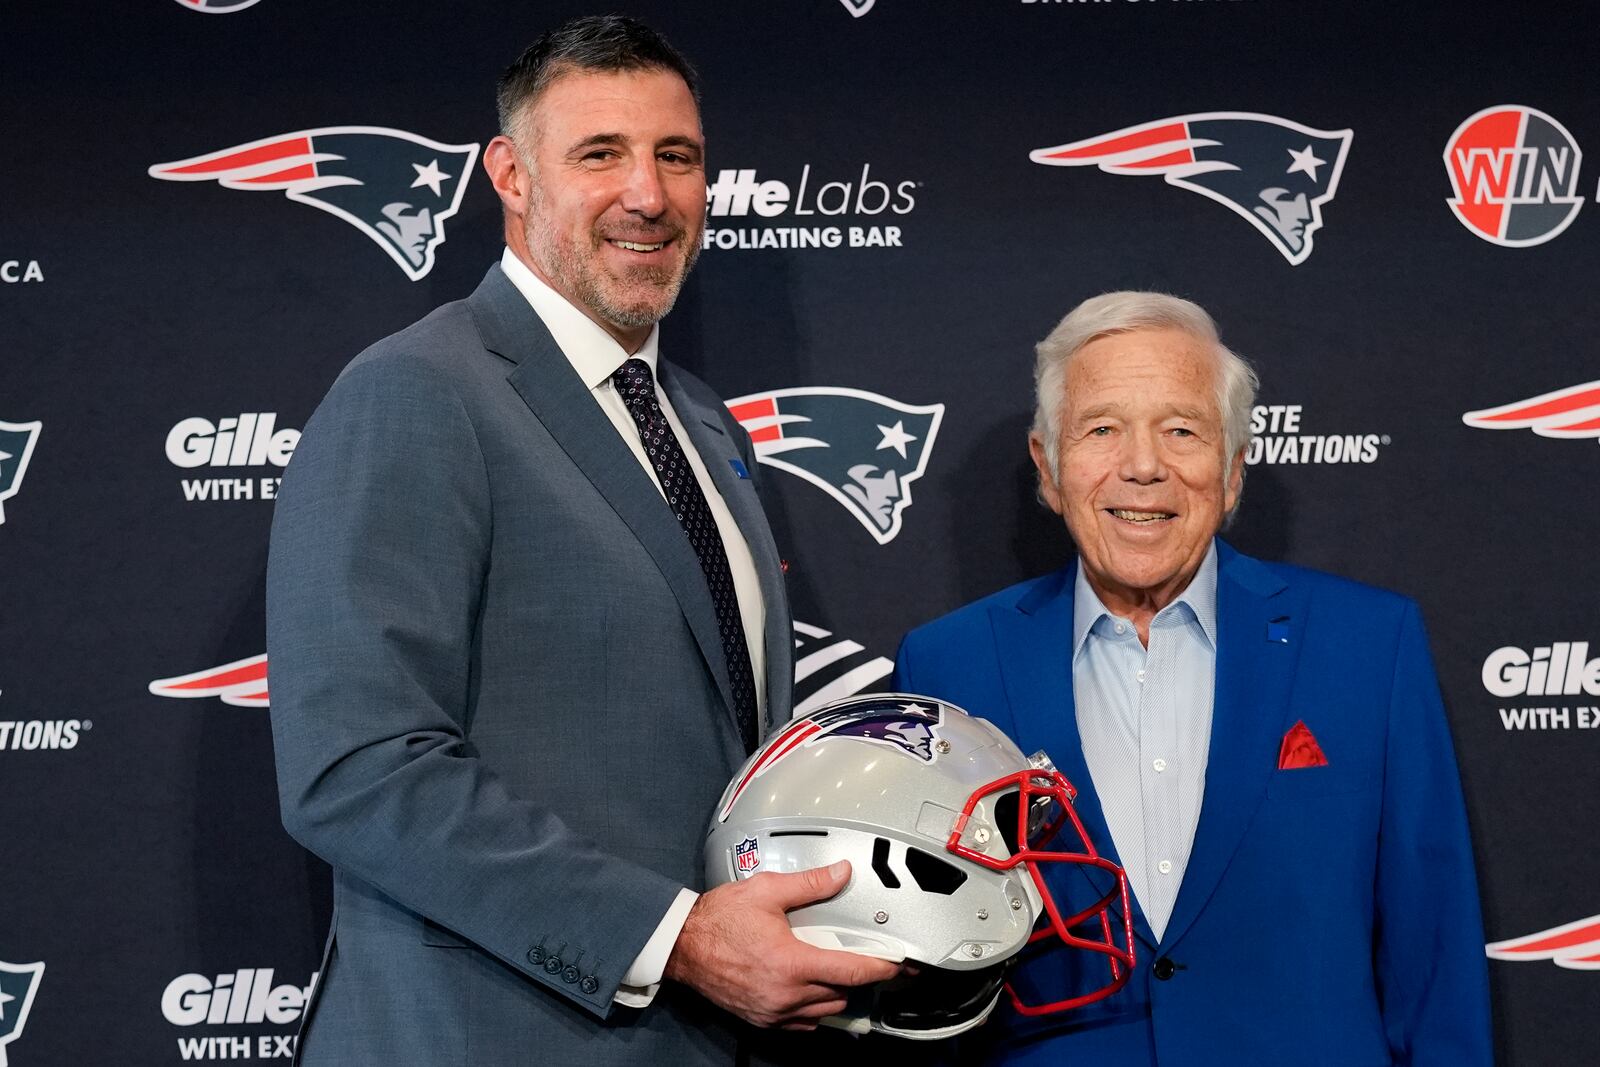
[893,541,1490,1066]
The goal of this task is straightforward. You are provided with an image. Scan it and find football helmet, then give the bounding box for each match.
[705,693,1134,1040]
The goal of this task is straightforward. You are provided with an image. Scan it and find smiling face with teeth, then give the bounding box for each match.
[1029,326,1245,635]
[486,66,706,350]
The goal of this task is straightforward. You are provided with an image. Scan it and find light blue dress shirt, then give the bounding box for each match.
[1073,544,1218,942]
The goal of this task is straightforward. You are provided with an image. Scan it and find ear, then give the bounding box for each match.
[483,135,531,217]
[1028,433,1064,515]
[1223,446,1245,513]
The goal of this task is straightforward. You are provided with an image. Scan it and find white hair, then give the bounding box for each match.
[1031,291,1258,489]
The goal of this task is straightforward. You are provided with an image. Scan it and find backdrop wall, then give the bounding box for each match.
[3,2,1596,1063]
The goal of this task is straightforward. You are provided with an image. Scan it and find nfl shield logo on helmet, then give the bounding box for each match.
[735,836,762,874]
[0,960,45,1064]
[149,127,479,280]
[1031,112,1353,265]
[726,387,943,544]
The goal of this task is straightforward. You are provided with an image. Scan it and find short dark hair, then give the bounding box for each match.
[496,15,701,139]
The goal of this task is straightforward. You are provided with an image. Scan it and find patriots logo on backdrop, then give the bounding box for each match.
[838,0,876,15]
[1487,914,1600,970]
[149,655,269,707]
[1462,380,1600,441]
[726,388,944,545]
[172,0,264,11]
[793,620,892,716]
[149,127,479,280]
[0,420,42,526]
[719,697,945,821]
[0,960,45,1065]
[1030,112,1353,265]
[149,619,892,713]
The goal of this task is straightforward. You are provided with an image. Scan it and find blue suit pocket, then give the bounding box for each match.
[1266,767,1377,800]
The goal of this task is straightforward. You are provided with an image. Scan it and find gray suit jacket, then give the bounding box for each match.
[266,264,793,1066]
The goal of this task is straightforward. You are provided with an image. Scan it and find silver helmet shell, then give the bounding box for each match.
[705,694,1049,1039]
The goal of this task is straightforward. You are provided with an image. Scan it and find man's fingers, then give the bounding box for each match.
[794,945,902,987]
[760,860,852,910]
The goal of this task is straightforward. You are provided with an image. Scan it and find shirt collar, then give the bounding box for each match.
[499,247,660,389]
[1072,540,1220,658]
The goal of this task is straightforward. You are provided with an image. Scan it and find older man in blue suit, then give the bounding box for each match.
[893,293,1492,1065]
[267,17,896,1067]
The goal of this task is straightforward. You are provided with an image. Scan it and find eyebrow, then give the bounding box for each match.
[565,133,704,158]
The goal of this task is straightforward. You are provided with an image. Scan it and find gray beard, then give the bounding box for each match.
[524,213,700,331]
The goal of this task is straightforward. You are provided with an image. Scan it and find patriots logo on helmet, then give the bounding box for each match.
[808,698,944,761]
[149,127,479,280]
[172,0,264,11]
[726,387,944,545]
[1462,380,1600,442]
[0,420,42,526]
[719,697,945,821]
[0,960,45,1064]
[1031,112,1353,266]
[1487,913,1600,970]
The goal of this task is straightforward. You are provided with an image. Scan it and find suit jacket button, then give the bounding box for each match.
[1153,957,1177,981]
[580,976,599,995]
[527,946,545,966]
[544,956,563,975]
[562,964,580,984]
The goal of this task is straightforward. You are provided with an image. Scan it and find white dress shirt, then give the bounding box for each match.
[500,247,766,1006]
[1072,544,1218,942]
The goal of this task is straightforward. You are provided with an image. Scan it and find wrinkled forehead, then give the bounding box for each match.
[1065,326,1223,415]
[521,65,702,146]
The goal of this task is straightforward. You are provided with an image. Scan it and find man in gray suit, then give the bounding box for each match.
[266,16,897,1066]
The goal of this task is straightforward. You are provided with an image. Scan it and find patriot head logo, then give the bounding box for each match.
[726,388,943,544]
[1445,105,1583,247]
[1487,914,1600,970]
[0,960,45,1066]
[1030,112,1353,266]
[719,697,946,821]
[149,655,269,707]
[149,127,478,280]
[0,420,42,526]
[1462,381,1600,441]
[172,0,264,11]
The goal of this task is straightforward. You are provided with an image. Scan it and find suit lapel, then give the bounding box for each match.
[1160,542,1302,949]
[989,564,1160,952]
[466,267,743,762]
[661,364,794,735]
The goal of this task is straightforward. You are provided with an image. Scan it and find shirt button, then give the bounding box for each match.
[1158,859,1173,875]
[1152,758,1167,773]
[1114,623,1126,635]
[1136,669,1146,684]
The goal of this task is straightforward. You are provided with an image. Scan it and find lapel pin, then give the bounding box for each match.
[1266,617,1290,644]
[729,458,750,479]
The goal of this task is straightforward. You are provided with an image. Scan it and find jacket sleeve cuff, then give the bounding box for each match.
[613,887,699,1007]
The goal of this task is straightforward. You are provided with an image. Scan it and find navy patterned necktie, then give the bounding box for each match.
[612,358,759,753]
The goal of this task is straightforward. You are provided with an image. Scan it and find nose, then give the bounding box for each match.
[1119,427,1166,484]
[619,155,667,218]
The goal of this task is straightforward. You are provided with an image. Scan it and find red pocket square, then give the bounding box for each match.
[1278,720,1329,770]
